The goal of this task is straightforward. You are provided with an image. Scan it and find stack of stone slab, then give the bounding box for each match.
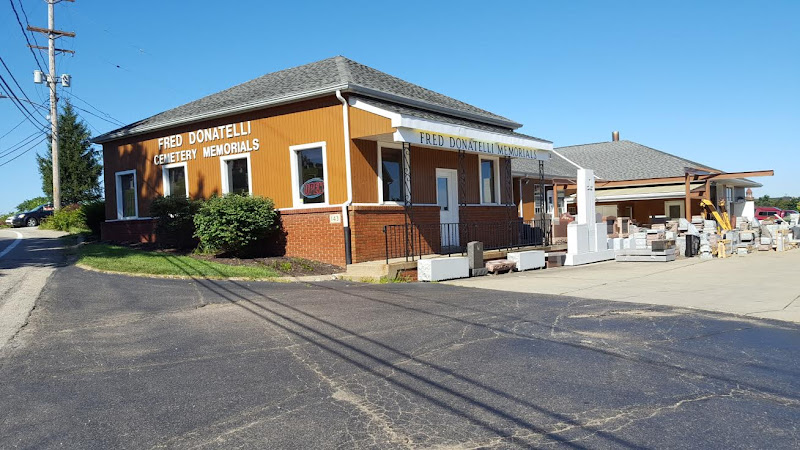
[616,247,677,262]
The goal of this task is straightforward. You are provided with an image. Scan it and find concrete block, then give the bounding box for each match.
[508,250,546,271]
[564,249,616,266]
[485,259,517,274]
[567,223,589,254]
[417,257,469,282]
[470,268,488,277]
[546,252,566,268]
[466,241,484,270]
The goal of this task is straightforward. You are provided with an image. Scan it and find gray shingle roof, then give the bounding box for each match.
[512,154,578,180]
[351,96,551,144]
[94,56,523,143]
[511,139,754,183]
[552,140,718,181]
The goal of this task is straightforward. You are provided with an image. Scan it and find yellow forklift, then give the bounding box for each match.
[700,198,732,231]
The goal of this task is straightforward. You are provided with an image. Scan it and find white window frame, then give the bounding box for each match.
[220,153,253,195]
[664,200,684,220]
[161,161,189,198]
[377,142,407,204]
[115,169,139,220]
[478,156,501,205]
[289,141,329,208]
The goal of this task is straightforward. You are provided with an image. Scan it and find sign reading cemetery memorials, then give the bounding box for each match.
[151,121,260,165]
[393,127,551,161]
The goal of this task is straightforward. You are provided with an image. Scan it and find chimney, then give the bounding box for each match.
[612,131,620,141]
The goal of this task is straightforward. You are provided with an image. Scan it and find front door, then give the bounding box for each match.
[436,168,459,249]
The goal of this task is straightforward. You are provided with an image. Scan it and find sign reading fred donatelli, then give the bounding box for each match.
[393,128,550,160]
[151,121,260,165]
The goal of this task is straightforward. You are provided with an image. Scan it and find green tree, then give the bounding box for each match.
[16,196,51,212]
[36,100,103,204]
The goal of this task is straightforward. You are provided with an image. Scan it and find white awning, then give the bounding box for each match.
[350,97,553,161]
[566,184,703,203]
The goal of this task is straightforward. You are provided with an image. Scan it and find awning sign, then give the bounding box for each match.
[394,128,550,160]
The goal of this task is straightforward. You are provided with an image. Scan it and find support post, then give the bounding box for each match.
[685,173,692,220]
[402,142,413,260]
[48,1,60,210]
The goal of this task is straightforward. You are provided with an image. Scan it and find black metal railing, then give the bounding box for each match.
[383,219,551,263]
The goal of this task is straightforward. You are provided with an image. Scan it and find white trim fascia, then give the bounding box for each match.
[114,169,139,220]
[349,97,402,122]
[478,156,502,205]
[348,85,522,129]
[93,85,349,144]
[161,161,189,197]
[289,141,329,208]
[349,98,553,152]
[220,152,253,195]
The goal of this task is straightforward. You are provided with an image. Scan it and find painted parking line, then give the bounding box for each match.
[0,231,24,260]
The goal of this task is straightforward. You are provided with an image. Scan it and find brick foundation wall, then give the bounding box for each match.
[349,205,440,263]
[274,207,347,267]
[101,219,158,243]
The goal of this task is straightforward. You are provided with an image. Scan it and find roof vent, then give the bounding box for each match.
[612,131,620,141]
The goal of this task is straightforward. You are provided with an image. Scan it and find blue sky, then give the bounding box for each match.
[1,0,798,212]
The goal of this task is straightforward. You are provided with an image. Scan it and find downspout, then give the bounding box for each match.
[336,90,354,265]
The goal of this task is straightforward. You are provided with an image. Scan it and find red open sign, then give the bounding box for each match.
[301,178,324,199]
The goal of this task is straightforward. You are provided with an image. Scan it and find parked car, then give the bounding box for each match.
[754,206,783,221]
[6,203,54,227]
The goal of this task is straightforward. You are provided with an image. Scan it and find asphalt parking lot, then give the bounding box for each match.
[1,262,799,449]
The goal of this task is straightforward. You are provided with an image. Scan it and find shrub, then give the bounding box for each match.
[0,212,12,228]
[150,196,202,248]
[41,204,87,232]
[81,200,106,236]
[193,194,278,256]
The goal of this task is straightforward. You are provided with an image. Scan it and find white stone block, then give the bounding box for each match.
[417,257,469,282]
[567,222,590,255]
[508,250,546,271]
[564,249,616,266]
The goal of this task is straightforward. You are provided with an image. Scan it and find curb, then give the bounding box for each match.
[74,263,343,283]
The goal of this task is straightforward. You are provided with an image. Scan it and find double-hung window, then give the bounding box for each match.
[162,162,188,197]
[290,142,327,207]
[379,145,405,203]
[220,154,252,195]
[115,170,138,219]
[480,158,499,204]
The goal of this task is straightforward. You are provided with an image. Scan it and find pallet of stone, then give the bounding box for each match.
[615,248,677,262]
[485,259,516,274]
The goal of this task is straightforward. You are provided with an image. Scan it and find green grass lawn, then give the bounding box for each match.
[77,243,280,279]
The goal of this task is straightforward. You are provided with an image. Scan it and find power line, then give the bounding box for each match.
[63,91,124,126]
[0,76,48,131]
[0,55,48,122]
[0,136,46,168]
[10,0,47,73]
[0,117,28,141]
[0,130,44,159]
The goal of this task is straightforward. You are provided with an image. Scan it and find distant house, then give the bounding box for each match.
[512,135,773,231]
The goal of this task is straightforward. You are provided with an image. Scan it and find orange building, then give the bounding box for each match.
[94,57,554,266]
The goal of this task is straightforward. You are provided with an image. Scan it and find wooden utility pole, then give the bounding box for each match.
[29,0,75,211]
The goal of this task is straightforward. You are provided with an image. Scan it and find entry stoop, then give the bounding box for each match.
[343,259,417,281]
